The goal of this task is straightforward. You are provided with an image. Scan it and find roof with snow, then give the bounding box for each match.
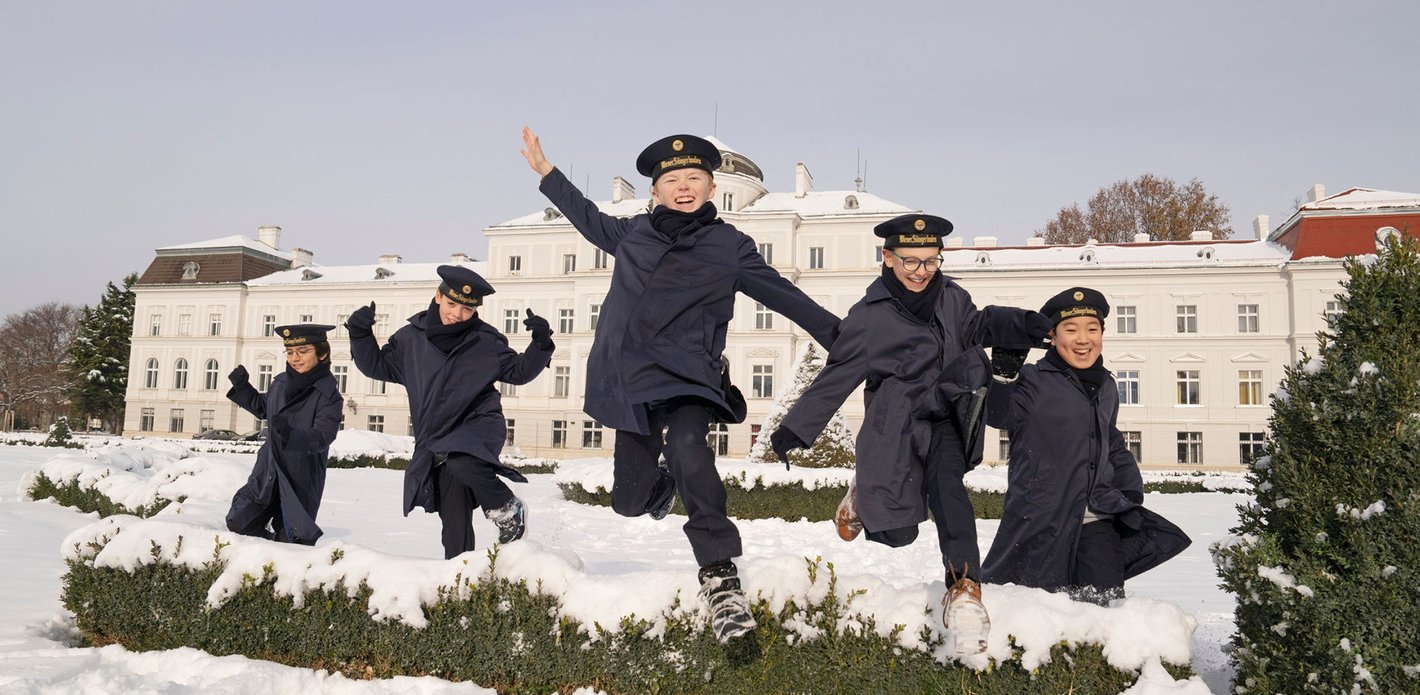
[156,235,292,260]
[1299,187,1420,212]
[246,260,487,287]
[938,238,1297,272]
[740,190,913,218]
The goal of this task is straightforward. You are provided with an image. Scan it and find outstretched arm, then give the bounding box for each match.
[520,126,556,178]
[778,305,870,444]
[225,365,268,419]
[737,238,840,348]
[525,126,634,253]
[499,310,555,385]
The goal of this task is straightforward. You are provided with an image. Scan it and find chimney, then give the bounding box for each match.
[1026,236,1046,247]
[290,247,314,268]
[611,176,636,204]
[1190,230,1214,241]
[378,254,402,264]
[1133,233,1151,243]
[1253,215,1270,239]
[972,236,997,247]
[1308,183,1326,203]
[794,162,813,198]
[945,237,964,248]
[257,225,281,249]
[449,252,472,263]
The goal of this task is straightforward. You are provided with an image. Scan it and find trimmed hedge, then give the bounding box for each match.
[328,456,558,475]
[560,483,1007,522]
[62,542,1188,694]
[27,473,172,518]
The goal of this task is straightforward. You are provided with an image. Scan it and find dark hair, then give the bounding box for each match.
[314,341,332,362]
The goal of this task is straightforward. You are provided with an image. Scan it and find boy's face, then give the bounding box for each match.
[883,246,943,293]
[434,293,476,325]
[650,167,716,213]
[285,344,320,374]
[1051,316,1104,369]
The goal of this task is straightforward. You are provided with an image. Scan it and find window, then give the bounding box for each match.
[752,364,774,399]
[203,359,219,390]
[1175,305,1197,334]
[299,313,314,324]
[375,313,390,338]
[722,192,735,210]
[208,313,222,336]
[169,408,185,433]
[589,303,601,331]
[199,409,214,432]
[332,365,348,394]
[1122,431,1143,463]
[563,254,577,274]
[1177,431,1203,465]
[508,255,523,275]
[1324,299,1343,322]
[500,382,518,397]
[708,423,729,455]
[181,261,200,280]
[1116,370,1140,405]
[257,365,274,393]
[504,309,521,334]
[150,313,162,336]
[552,420,568,448]
[750,423,762,447]
[139,408,155,432]
[505,419,516,445]
[758,243,774,265]
[335,314,349,336]
[559,309,574,334]
[144,359,159,389]
[370,378,387,395]
[367,415,385,433]
[1176,370,1200,405]
[808,247,825,269]
[754,303,774,330]
[874,246,884,263]
[554,366,570,398]
[998,431,1011,461]
[262,315,276,337]
[1239,432,1266,464]
[1238,370,1263,406]
[177,313,192,336]
[173,358,188,390]
[1237,304,1259,333]
[582,420,603,448]
[593,248,609,270]
[1116,306,1137,334]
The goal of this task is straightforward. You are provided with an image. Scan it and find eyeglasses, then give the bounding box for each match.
[888,251,943,272]
[285,346,316,358]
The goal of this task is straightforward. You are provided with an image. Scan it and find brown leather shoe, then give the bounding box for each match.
[835,481,863,541]
[943,577,990,656]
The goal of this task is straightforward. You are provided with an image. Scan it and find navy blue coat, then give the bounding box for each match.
[226,371,343,544]
[983,357,1189,588]
[350,311,552,515]
[779,276,1035,532]
[539,168,839,434]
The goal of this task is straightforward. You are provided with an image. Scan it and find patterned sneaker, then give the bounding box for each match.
[647,456,676,520]
[485,497,526,544]
[943,576,990,657]
[835,481,863,541]
[698,561,757,643]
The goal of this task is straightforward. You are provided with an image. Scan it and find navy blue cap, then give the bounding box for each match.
[635,135,722,182]
[277,324,336,347]
[874,214,953,249]
[437,265,494,308]
[1041,287,1110,324]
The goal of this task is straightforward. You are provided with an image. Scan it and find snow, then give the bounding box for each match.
[247,260,487,287]
[1300,187,1420,212]
[2,442,1245,693]
[156,234,292,260]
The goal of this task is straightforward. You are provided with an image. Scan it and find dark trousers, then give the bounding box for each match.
[1071,519,1126,601]
[865,420,981,580]
[612,399,740,567]
[435,453,514,560]
[227,492,311,544]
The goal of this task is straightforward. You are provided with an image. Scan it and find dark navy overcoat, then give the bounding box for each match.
[350,311,552,515]
[982,357,1190,588]
[778,276,1037,532]
[539,168,839,434]
[226,371,343,544]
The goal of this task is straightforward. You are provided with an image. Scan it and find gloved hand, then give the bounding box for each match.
[1026,311,1054,348]
[228,365,249,387]
[346,302,377,338]
[991,347,1031,384]
[1123,489,1144,505]
[523,308,553,349]
[769,427,806,471]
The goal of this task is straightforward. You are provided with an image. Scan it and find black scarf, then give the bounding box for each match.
[424,300,482,354]
[1045,348,1108,399]
[282,361,330,408]
[649,201,720,241]
[880,265,942,322]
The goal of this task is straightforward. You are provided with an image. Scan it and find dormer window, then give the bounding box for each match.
[302,269,323,281]
[181,261,200,280]
[374,267,395,279]
[844,194,860,210]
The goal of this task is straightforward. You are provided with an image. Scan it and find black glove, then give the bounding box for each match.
[991,347,1030,383]
[228,365,249,387]
[346,302,377,338]
[769,427,806,471]
[523,308,553,350]
[1123,489,1144,505]
[1026,311,1054,348]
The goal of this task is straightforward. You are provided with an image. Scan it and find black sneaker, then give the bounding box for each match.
[647,472,677,520]
[698,561,757,642]
[485,497,526,544]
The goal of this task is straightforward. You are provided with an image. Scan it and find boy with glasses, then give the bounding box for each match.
[769,213,1052,656]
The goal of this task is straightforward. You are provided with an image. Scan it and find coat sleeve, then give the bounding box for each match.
[539,167,634,254]
[498,335,554,386]
[349,331,404,384]
[985,365,1036,432]
[779,304,869,444]
[283,385,344,455]
[736,236,840,348]
[960,302,1044,350]
[226,378,268,420]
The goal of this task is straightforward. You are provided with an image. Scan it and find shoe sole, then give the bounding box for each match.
[946,599,990,657]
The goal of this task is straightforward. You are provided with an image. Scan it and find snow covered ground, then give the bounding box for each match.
[0,438,1244,694]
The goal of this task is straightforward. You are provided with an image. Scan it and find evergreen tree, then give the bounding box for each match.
[1213,233,1420,693]
[747,343,855,468]
[44,415,72,446]
[66,274,137,433]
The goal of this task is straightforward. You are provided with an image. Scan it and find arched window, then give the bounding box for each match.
[145,359,159,389]
[204,359,220,391]
[173,358,189,390]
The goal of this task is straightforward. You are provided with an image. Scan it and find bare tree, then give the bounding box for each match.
[0,303,84,430]
[1040,174,1233,244]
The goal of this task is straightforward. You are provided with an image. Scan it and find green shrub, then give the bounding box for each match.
[560,482,1007,522]
[1143,480,1248,494]
[327,454,410,470]
[27,473,172,517]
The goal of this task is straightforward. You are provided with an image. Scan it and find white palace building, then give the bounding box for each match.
[120,139,1420,471]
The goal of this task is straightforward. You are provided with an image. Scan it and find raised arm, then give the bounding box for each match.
[225,365,268,419]
[345,302,404,384]
[736,237,840,348]
[524,127,634,253]
[498,309,555,385]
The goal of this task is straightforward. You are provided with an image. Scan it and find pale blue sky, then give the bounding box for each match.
[3,1,1417,318]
